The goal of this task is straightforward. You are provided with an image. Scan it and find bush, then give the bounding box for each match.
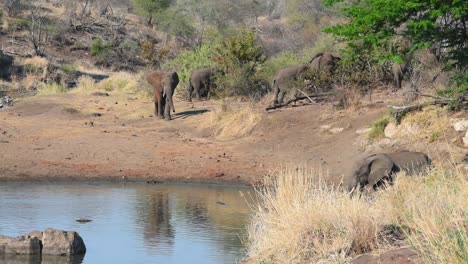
[212,28,266,99]
[90,38,112,62]
[60,64,78,75]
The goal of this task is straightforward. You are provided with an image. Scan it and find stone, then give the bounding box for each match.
[463,131,468,148]
[41,229,86,256]
[0,96,13,109]
[452,119,468,131]
[384,122,398,138]
[355,128,371,135]
[350,247,420,264]
[0,235,41,255]
[330,127,344,134]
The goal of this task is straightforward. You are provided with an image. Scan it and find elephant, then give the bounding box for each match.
[146,71,179,121]
[186,67,221,102]
[348,151,431,193]
[272,52,340,106]
[392,62,408,89]
[309,52,341,75]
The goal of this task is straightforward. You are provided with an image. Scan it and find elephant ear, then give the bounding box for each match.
[367,154,395,188]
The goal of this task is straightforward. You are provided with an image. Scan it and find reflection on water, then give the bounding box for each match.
[0,183,255,264]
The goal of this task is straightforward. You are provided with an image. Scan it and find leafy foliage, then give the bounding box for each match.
[324,0,468,70]
[131,0,171,25]
[90,38,112,62]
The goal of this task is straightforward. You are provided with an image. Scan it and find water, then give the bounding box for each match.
[0,183,256,264]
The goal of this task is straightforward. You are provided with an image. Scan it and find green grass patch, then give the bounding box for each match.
[368,115,390,140]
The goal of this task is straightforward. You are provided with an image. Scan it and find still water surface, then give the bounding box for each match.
[0,183,255,264]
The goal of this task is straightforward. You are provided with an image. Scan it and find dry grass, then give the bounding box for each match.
[377,167,467,263]
[36,82,66,96]
[22,56,49,69]
[98,72,141,94]
[202,99,262,140]
[400,106,451,142]
[246,165,467,263]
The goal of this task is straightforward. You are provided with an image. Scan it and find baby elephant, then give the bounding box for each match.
[349,151,431,193]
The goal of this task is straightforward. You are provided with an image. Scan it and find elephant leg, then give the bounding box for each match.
[158,95,165,119]
[272,81,280,105]
[164,97,171,121]
[279,89,286,104]
[154,100,158,117]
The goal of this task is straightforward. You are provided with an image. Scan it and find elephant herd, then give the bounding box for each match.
[145,52,411,120]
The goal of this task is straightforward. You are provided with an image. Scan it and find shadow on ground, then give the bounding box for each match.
[173,109,209,120]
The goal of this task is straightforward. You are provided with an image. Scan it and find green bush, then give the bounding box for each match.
[60,64,78,75]
[212,28,266,99]
[90,38,112,62]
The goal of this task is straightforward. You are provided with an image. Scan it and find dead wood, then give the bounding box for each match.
[266,92,334,111]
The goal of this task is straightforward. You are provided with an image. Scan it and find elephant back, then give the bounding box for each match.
[387,151,430,174]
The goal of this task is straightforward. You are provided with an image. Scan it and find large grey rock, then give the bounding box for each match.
[28,229,86,256]
[0,235,41,255]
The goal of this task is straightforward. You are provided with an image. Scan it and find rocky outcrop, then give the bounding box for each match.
[452,119,468,132]
[0,229,86,258]
[463,131,468,148]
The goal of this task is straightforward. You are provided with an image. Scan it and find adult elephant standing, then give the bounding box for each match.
[187,67,219,102]
[348,151,431,193]
[272,52,340,106]
[146,71,179,121]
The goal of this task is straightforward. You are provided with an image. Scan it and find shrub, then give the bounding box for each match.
[60,64,78,75]
[141,40,157,65]
[90,38,112,62]
[368,115,390,140]
[212,28,266,99]
[37,82,66,96]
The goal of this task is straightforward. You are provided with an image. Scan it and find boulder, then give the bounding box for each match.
[0,96,13,109]
[452,119,468,131]
[384,122,398,138]
[0,235,41,255]
[30,229,86,256]
[463,131,468,148]
[350,247,420,264]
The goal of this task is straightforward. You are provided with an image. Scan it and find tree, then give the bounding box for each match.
[324,0,468,70]
[131,0,171,26]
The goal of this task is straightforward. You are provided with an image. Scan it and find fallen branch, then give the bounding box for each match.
[266,92,334,111]
[296,89,315,104]
[388,99,452,124]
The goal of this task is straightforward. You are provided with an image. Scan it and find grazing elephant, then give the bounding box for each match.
[309,52,340,74]
[272,64,310,105]
[349,151,431,193]
[272,52,341,106]
[187,67,220,102]
[146,71,179,121]
[392,62,408,89]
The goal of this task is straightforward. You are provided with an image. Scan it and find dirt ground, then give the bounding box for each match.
[0,90,463,186]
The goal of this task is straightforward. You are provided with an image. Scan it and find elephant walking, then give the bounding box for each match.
[146,71,179,121]
[272,52,340,106]
[348,151,431,192]
[187,67,220,102]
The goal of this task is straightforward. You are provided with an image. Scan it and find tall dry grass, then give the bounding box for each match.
[246,165,467,263]
[202,100,262,140]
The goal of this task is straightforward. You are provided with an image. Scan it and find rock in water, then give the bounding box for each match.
[42,229,86,256]
[0,235,42,255]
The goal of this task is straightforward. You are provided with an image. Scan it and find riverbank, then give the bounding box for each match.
[1,89,465,186]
